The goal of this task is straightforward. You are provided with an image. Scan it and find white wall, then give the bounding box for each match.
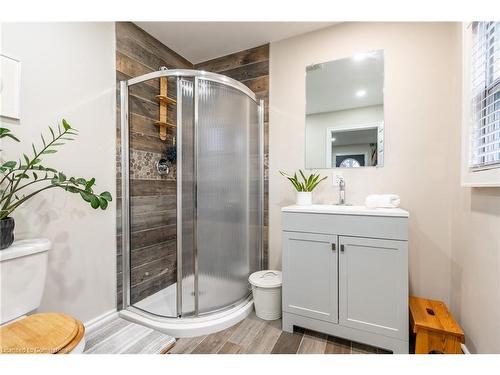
[270,23,460,309]
[1,23,117,323]
[448,24,500,354]
[306,104,383,168]
[449,186,500,353]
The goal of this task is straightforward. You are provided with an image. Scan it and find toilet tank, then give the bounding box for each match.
[0,239,51,325]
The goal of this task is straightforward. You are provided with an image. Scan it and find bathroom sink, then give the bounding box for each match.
[281,204,409,218]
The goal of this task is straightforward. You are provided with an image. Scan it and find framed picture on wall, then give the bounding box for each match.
[0,54,21,120]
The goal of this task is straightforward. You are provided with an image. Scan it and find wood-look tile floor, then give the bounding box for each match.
[169,312,391,354]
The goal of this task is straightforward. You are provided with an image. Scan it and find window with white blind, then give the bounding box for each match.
[470,21,500,170]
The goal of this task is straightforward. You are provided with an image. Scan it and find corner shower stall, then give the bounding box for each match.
[119,69,264,337]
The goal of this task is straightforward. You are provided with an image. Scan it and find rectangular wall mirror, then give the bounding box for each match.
[305,50,385,168]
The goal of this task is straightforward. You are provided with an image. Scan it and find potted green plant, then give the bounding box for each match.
[0,120,112,250]
[279,169,327,205]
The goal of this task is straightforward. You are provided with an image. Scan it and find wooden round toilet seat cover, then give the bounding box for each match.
[0,312,85,354]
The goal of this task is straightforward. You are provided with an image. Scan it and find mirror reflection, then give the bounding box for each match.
[305,50,384,168]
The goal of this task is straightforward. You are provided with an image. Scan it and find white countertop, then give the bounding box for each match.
[281,204,409,218]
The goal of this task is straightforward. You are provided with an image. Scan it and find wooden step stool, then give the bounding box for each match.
[409,296,464,354]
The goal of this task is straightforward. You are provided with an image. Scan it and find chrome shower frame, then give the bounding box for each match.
[119,69,264,320]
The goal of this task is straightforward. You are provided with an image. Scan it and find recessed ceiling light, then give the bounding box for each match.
[356,89,367,97]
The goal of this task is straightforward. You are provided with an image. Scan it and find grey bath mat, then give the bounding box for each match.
[84,316,175,354]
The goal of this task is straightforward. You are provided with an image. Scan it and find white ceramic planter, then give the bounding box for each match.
[296,192,312,206]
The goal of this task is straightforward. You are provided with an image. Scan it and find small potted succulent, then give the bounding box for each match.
[0,120,112,250]
[279,169,327,206]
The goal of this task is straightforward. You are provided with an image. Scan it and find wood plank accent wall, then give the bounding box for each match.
[116,24,270,310]
[194,44,270,267]
[116,22,193,308]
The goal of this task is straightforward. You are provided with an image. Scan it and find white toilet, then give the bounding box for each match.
[0,239,86,354]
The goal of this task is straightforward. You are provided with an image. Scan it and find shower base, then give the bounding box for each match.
[119,274,254,338]
[134,273,247,316]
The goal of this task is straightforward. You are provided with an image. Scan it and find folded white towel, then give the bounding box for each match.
[365,194,401,209]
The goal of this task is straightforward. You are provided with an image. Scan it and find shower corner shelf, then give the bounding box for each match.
[154,95,177,105]
[156,76,177,141]
[154,120,177,128]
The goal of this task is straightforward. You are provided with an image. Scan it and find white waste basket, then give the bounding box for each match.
[248,270,282,320]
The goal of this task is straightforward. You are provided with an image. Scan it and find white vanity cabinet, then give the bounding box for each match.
[281,205,409,353]
[282,232,339,323]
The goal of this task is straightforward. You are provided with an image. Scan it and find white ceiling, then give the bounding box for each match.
[306,50,384,114]
[134,22,336,64]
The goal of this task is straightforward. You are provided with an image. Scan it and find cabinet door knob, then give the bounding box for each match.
[331,243,336,251]
[340,244,345,252]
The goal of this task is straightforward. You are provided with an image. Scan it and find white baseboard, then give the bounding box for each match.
[461,343,471,354]
[84,309,118,333]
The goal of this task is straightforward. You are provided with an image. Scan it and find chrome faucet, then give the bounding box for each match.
[337,175,346,205]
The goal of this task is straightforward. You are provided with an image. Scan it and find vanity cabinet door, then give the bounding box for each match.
[339,236,408,340]
[282,231,338,323]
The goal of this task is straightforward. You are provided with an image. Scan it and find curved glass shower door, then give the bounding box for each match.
[121,70,263,320]
[196,79,261,314]
[178,77,262,316]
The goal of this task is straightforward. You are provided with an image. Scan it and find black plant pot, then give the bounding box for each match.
[0,217,15,250]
